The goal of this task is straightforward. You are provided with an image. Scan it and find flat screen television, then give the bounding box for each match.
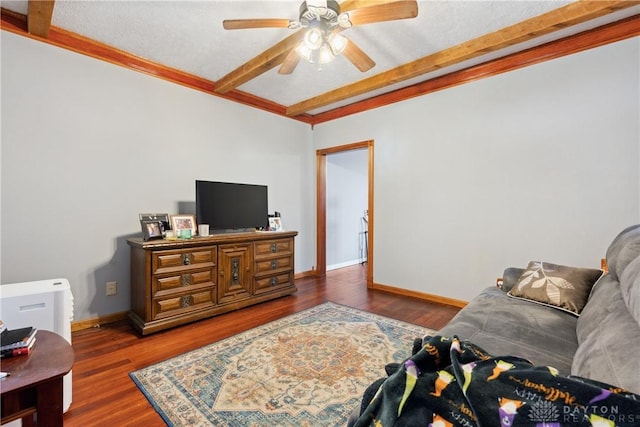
[195,180,268,233]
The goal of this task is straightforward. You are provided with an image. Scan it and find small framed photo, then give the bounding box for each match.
[171,214,197,237]
[268,217,283,231]
[140,220,163,241]
[139,213,170,231]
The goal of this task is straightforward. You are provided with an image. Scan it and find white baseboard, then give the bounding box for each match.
[327,259,365,271]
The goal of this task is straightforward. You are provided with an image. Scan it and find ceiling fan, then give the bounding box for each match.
[222,0,418,74]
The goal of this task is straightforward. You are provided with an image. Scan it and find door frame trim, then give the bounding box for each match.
[316,140,374,287]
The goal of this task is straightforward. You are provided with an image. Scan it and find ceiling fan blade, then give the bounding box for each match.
[338,0,418,27]
[278,49,301,74]
[223,19,295,30]
[339,0,396,12]
[342,39,375,72]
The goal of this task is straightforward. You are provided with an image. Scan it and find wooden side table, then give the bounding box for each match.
[1,330,74,426]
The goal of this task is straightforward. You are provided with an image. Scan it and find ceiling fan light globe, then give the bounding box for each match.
[327,33,347,55]
[318,43,335,64]
[303,27,324,50]
[296,44,314,62]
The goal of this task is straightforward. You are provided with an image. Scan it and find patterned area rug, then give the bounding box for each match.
[130,302,434,426]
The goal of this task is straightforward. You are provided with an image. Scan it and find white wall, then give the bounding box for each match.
[1,32,315,321]
[2,30,638,321]
[313,37,640,301]
[326,149,368,269]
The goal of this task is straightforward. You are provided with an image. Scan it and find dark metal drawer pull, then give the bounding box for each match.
[270,243,277,253]
[181,274,192,287]
[271,260,278,270]
[270,277,277,287]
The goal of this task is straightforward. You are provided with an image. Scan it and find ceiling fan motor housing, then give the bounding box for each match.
[299,0,340,26]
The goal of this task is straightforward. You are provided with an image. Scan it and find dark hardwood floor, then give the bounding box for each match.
[64,264,461,426]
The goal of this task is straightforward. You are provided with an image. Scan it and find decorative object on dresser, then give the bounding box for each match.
[139,213,170,232]
[170,214,197,238]
[127,230,298,335]
[268,212,283,231]
[130,302,433,426]
[140,220,164,241]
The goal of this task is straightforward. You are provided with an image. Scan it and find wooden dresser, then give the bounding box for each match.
[127,231,297,335]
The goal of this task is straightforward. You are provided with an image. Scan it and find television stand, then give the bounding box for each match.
[127,230,297,335]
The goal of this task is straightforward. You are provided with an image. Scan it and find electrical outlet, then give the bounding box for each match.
[106,281,117,296]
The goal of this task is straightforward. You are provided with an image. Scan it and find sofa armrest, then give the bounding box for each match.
[497,267,525,292]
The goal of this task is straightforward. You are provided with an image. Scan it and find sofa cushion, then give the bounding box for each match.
[572,274,640,394]
[620,252,640,325]
[605,224,640,282]
[507,261,603,315]
[575,274,615,344]
[438,286,578,375]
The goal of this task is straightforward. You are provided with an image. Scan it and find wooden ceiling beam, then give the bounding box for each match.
[214,31,304,94]
[27,0,55,38]
[286,0,639,116]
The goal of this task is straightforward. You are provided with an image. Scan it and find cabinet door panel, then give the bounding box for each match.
[218,244,252,304]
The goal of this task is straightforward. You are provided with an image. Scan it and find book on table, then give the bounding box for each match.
[1,336,36,358]
[0,326,37,351]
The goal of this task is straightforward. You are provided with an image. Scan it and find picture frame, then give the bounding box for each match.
[140,220,164,241]
[139,213,170,231]
[268,216,283,231]
[171,214,197,237]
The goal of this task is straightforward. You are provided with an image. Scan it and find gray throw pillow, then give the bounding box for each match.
[507,261,603,316]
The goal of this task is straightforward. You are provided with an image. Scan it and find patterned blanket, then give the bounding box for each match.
[352,335,640,426]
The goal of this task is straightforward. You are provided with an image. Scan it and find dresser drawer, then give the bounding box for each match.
[152,287,216,320]
[153,269,216,296]
[254,238,293,259]
[254,272,293,295]
[254,255,293,275]
[152,246,216,274]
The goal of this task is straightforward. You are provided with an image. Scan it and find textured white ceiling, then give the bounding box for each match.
[2,1,638,113]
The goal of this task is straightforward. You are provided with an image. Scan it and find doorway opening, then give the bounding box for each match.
[316,140,374,288]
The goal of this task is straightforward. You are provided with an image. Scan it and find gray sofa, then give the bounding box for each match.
[437,224,640,394]
[347,226,640,426]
